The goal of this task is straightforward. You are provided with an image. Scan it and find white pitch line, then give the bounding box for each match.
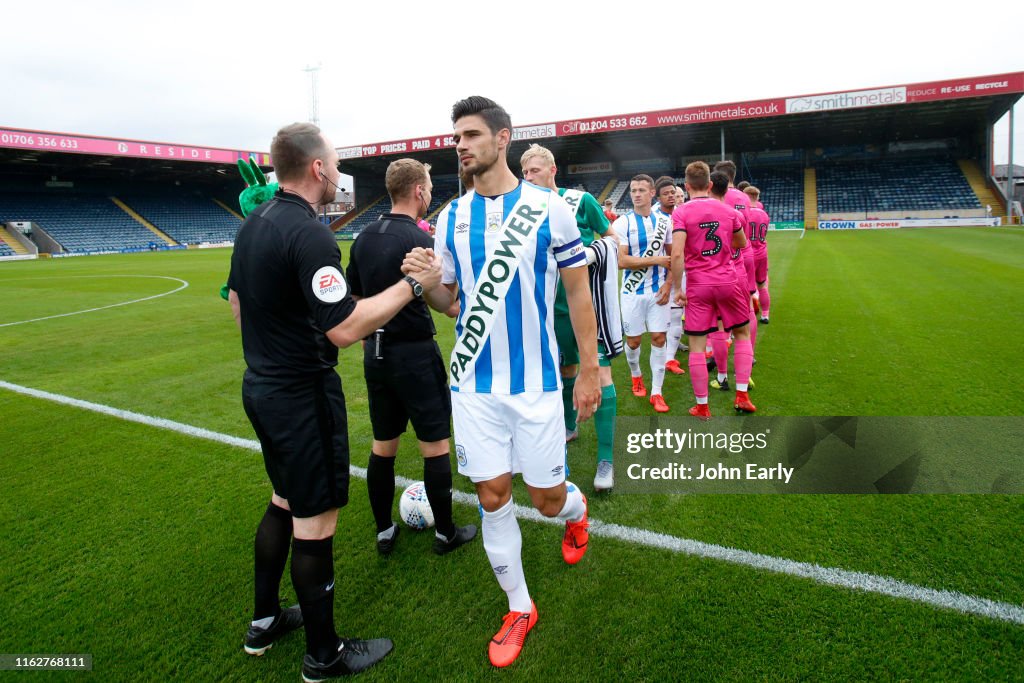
[0,275,189,327]
[2,378,1023,627]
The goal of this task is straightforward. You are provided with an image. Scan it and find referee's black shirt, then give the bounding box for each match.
[228,189,356,377]
[346,213,435,341]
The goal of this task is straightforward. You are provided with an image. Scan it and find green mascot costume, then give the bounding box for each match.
[219,158,278,301]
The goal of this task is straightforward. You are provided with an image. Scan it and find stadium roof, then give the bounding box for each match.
[338,72,1024,177]
[1,71,1018,186]
[994,164,1024,179]
[0,127,269,184]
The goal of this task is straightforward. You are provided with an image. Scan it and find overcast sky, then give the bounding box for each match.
[3,0,1022,174]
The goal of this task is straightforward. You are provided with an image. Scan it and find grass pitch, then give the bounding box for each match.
[0,228,1022,681]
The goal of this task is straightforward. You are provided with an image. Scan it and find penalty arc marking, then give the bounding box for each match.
[0,275,190,327]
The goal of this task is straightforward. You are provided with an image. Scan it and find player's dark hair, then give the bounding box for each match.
[712,160,737,182]
[736,180,750,191]
[630,174,655,189]
[710,170,730,198]
[655,175,676,196]
[451,96,512,134]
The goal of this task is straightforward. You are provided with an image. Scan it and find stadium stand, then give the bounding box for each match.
[425,175,460,220]
[0,193,166,253]
[959,160,1006,216]
[567,175,615,199]
[337,196,391,234]
[746,167,804,222]
[338,174,462,235]
[0,225,30,255]
[804,169,819,228]
[389,157,975,226]
[121,194,241,245]
[611,180,636,212]
[815,157,980,216]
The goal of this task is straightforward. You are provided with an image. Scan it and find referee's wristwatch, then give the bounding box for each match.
[403,274,424,298]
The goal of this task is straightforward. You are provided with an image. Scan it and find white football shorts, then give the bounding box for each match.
[451,390,566,488]
[620,291,669,336]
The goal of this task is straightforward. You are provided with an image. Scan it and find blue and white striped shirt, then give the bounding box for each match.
[615,208,673,295]
[434,181,585,394]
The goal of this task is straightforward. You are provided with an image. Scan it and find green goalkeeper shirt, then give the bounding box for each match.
[555,188,610,316]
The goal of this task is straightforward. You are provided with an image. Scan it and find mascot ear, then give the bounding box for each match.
[249,158,268,186]
[237,159,257,187]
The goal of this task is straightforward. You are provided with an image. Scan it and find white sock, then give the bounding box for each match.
[666,308,683,360]
[482,499,531,613]
[625,344,642,377]
[650,344,667,395]
[718,372,728,383]
[555,481,585,523]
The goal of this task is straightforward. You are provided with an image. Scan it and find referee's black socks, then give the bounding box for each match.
[424,454,456,540]
[291,536,340,663]
[367,453,396,534]
[253,501,292,622]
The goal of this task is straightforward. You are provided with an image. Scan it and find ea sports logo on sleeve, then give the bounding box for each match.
[312,266,348,303]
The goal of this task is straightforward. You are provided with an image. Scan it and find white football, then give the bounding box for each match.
[398,482,434,530]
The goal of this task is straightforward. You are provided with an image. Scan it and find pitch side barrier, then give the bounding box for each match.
[818,218,1002,230]
[49,245,188,258]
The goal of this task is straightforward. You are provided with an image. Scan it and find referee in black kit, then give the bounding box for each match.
[346,158,477,556]
[227,123,442,681]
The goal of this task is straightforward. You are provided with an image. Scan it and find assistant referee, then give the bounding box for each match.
[347,158,477,556]
[228,123,442,680]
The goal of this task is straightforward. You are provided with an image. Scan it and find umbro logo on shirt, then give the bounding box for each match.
[456,222,469,233]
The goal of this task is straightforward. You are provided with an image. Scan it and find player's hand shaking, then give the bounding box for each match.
[402,247,442,291]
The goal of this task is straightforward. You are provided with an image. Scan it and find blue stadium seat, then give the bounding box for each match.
[121,195,241,245]
[816,158,979,214]
[0,193,163,253]
[745,167,804,222]
[338,174,462,237]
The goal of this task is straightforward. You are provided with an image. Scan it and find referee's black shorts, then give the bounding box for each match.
[242,368,350,518]
[363,338,451,443]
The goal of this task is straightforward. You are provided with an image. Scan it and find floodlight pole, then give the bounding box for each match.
[303,63,322,127]
[720,128,725,161]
